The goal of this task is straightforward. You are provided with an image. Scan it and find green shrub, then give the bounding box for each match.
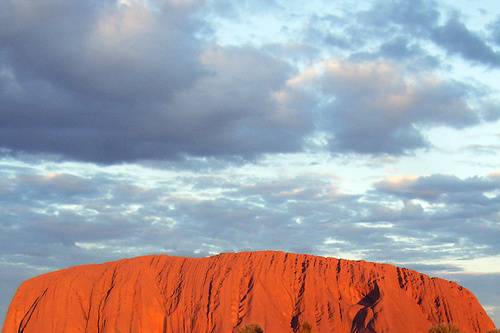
[238,324,264,333]
[429,324,460,333]
[300,321,312,333]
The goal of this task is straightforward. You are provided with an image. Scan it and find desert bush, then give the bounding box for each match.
[428,324,460,333]
[300,321,312,333]
[238,324,264,333]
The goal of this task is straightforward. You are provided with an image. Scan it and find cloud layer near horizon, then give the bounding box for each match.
[1,156,499,324]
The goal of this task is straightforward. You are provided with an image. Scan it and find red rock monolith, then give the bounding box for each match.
[2,251,495,332]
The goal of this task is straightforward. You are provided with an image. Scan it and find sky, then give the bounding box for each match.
[0,0,500,327]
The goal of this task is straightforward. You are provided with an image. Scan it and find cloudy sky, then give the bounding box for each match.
[1,0,500,326]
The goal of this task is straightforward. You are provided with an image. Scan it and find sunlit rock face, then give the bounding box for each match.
[2,251,495,333]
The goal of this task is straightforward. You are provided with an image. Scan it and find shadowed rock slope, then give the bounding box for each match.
[2,251,495,333]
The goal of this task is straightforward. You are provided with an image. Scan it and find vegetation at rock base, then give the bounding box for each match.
[238,324,264,333]
[429,324,461,333]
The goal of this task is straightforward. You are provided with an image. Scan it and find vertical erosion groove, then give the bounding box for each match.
[17,288,48,333]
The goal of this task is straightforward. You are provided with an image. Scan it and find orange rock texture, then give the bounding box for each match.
[2,251,495,333]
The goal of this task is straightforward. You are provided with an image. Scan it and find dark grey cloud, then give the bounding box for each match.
[375,36,441,69]
[307,0,438,62]
[378,1,500,67]
[378,37,422,59]
[431,16,500,67]
[312,0,500,69]
[363,0,500,67]
[0,0,313,163]
[0,0,205,102]
[312,60,486,155]
[375,174,500,201]
[362,0,439,35]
